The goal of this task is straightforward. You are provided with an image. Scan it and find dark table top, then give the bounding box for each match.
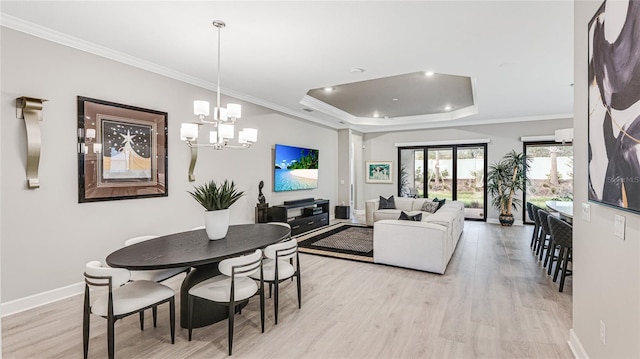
[106,223,290,270]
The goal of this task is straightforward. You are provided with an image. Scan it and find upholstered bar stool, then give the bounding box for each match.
[537,209,558,274]
[526,202,539,248]
[547,215,573,292]
[530,204,544,254]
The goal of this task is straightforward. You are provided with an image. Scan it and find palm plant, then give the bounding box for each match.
[188,180,245,211]
[487,150,530,224]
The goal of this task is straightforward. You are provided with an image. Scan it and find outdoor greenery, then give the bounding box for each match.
[188,180,245,211]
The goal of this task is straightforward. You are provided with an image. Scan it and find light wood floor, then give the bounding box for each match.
[2,221,573,358]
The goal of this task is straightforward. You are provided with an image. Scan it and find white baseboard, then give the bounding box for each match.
[1,281,84,317]
[568,329,589,359]
[486,218,524,226]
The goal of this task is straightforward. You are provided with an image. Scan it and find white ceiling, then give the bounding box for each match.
[0,1,574,133]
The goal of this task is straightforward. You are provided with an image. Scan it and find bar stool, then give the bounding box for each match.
[526,202,539,248]
[547,215,573,292]
[537,209,558,274]
[530,204,544,254]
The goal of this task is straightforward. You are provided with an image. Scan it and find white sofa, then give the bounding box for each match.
[367,197,465,274]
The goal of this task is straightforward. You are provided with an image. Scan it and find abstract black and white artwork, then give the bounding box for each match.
[588,0,640,214]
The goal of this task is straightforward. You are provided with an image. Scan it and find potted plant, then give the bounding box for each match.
[487,150,530,226]
[188,180,245,240]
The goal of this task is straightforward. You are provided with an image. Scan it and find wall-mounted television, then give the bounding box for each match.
[274,144,319,192]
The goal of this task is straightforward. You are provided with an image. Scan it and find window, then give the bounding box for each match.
[523,142,574,224]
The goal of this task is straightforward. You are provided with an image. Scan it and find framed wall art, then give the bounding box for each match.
[366,161,393,184]
[588,1,640,214]
[77,96,168,203]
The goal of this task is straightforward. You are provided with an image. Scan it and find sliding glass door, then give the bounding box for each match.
[399,148,424,197]
[399,144,487,220]
[427,148,453,201]
[456,146,485,220]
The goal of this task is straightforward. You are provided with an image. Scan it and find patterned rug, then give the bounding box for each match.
[296,223,374,263]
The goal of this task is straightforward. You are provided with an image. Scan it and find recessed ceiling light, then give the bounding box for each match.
[444,105,452,111]
[350,67,365,73]
[425,71,435,76]
[373,112,380,118]
[392,98,399,102]
[323,87,334,92]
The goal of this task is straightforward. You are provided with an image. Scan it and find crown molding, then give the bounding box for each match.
[1,14,341,130]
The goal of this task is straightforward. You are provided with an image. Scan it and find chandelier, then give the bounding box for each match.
[180,20,257,181]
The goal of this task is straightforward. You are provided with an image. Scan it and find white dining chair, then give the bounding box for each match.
[124,235,189,283]
[250,237,300,324]
[187,249,264,355]
[124,235,189,328]
[83,261,175,359]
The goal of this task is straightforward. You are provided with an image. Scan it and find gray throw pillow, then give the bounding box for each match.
[398,211,422,221]
[379,195,396,209]
[421,201,440,213]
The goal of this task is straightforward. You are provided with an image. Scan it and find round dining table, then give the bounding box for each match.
[106,223,290,328]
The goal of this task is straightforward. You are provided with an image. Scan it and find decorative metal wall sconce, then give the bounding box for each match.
[16,96,47,189]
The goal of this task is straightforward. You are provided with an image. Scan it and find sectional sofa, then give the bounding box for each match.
[365,196,465,274]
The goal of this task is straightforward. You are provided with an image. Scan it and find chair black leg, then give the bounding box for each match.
[538,238,547,261]
[535,238,542,257]
[187,295,194,341]
[139,311,144,331]
[107,315,115,359]
[543,239,553,268]
[530,225,537,248]
[83,289,90,359]
[296,273,302,309]
[547,245,558,275]
[274,280,279,325]
[169,297,176,344]
[559,249,570,292]
[553,247,564,282]
[260,280,265,333]
[228,301,235,356]
[153,306,158,328]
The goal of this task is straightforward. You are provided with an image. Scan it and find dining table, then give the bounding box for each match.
[106,223,290,328]
[545,200,573,223]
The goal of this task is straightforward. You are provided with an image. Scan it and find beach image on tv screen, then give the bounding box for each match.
[274,144,319,191]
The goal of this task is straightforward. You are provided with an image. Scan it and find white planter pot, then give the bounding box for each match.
[204,209,230,240]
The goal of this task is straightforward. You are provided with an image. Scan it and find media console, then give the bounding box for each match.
[268,199,330,236]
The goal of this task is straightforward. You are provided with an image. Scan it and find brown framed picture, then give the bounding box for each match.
[77,96,168,203]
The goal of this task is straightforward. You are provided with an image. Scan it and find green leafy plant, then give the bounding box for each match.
[188,180,245,211]
[487,150,531,216]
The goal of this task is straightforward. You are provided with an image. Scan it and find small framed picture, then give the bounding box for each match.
[366,161,393,183]
[77,96,168,203]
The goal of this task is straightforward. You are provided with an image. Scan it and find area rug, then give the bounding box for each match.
[296,223,374,263]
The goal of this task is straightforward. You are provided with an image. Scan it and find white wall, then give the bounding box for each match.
[0,28,338,305]
[573,1,640,357]
[361,120,572,222]
[337,129,350,206]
